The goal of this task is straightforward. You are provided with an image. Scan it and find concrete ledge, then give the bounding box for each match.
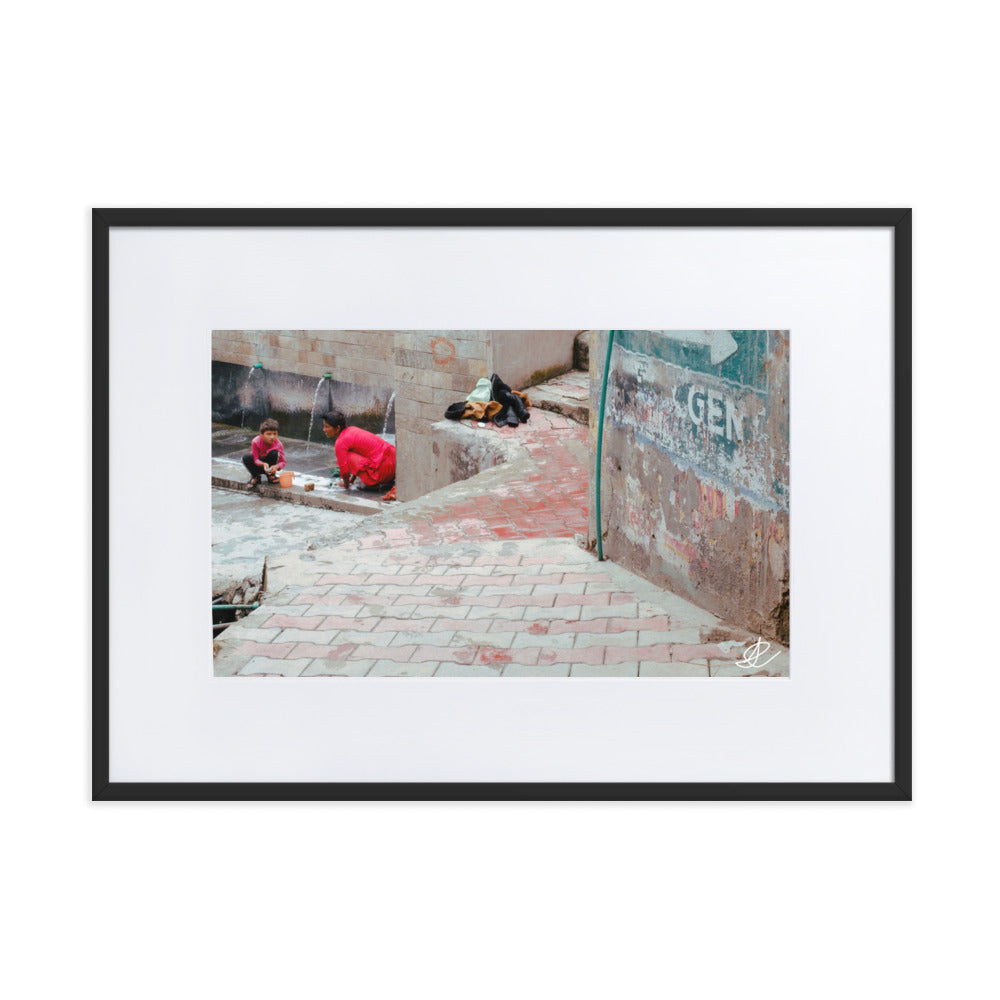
[211,460,384,515]
[427,420,526,494]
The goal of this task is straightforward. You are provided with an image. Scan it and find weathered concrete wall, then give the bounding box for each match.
[487,331,580,388]
[426,420,524,495]
[212,330,397,437]
[588,330,790,643]
[212,360,393,439]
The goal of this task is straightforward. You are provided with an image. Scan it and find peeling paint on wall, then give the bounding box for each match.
[609,331,788,513]
[591,330,790,645]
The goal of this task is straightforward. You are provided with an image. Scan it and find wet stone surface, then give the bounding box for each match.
[213,423,396,479]
[211,488,366,591]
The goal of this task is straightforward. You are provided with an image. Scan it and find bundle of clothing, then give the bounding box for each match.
[444,373,532,427]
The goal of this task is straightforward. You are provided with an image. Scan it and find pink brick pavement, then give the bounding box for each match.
[215,409,789,678]
[338,410,590,552]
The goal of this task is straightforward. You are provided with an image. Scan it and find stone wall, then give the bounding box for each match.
[211,361,393,440]
[391,331,489,499]
[488,331,580,389]
[213,329,395,386]
[588,330,790,643]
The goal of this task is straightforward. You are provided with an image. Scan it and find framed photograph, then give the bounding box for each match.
[93,208,911,800]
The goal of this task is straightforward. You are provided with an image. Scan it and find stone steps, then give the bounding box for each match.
[523,369,590,424]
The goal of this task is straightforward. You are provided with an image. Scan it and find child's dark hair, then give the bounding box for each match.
[259,418,279,433]
[322,409,346,430]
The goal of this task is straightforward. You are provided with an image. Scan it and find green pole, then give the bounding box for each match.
[594,330,616,562]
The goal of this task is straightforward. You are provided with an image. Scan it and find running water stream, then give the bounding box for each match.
[382,391,396,435]
[305,375,331,453]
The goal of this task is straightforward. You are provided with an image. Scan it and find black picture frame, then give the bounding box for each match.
[92,207,912,802]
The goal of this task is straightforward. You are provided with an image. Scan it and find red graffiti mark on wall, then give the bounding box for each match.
[696,483,727,526]
[692,486,711,531]
[431,337,456,365]
[662,533,704,568]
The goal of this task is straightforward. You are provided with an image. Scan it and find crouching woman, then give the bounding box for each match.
[321,408,396,491]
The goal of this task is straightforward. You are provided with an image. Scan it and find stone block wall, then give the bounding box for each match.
[589,330,790,643]
[213,330,395,386]
[212,330,397,440]
[391,331,490,499]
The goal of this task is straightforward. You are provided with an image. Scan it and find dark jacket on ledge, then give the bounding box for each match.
[444,373,532,426]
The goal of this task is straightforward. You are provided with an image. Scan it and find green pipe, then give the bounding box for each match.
[594,330,616,562]
[213,603,260,612]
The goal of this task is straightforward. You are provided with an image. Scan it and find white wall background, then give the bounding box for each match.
[3,2,992,998]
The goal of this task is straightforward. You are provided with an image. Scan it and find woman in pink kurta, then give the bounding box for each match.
[322,409,396,489]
